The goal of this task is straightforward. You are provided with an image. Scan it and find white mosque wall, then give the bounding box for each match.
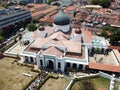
[73,33,82,42]
[38,31,46,38]
[53,23,70,33]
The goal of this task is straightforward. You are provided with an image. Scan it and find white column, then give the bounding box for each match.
[82,65,86,70]
[34,58,36,64]
[70,63,72,68]
[20,56,25,62]
[36,55,40,68]
[55,60,58,71]
[61,61,65,72]
[28,57,31,62]
[77,64,79,69]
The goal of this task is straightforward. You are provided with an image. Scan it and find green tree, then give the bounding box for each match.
[110,30,120,46]
[18,1,25,6]
[91,0,100,5]
[91,0,111,8]
[102,26,116,33]
[0,35,3,43]
[101,30,107,37]
[100,0,111,8]
[47,0,53,5]
[27,23,37,32]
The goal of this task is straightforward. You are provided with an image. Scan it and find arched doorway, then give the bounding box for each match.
[40,60,43,65]
[66,62,70,68]
[30,57,34,63]
[25,56,28,62]
[79,64,83,69]
[72,63,77,68]
[47,60,54,69]
[58,62,61,69]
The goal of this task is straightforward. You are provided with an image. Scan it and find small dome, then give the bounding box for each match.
[39,26,45,31]
[75,28,82,34]
[54,9,70,25]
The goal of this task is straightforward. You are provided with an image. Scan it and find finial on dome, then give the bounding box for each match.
[39,26,45,31]
[75,26,82,34]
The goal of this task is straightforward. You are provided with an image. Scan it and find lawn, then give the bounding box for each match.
[71,77,110,90]
[0,57,38,90]
[114,81,119,90]
[40,78,68,90]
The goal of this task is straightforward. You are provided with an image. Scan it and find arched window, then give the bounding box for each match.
[40,60,43,65]
[25,56,28,62]
[47,60,54,69]
[79,64,83,69]
[66,62,70,67]
[58,62,61,68]
[72,63,77,68]
[30,57,34,63]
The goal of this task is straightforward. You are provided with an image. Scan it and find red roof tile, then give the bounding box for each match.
[65,6,78,11]
[89,62,120,73]
[98,87,105,90]
[108,46,120,50]
[82,28,92,43]
[44,46,64,58]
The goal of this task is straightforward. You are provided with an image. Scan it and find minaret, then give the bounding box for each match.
[38,26,46,38]
[74,26,82,42]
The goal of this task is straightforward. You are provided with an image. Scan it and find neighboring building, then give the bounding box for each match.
[17,0,48,4]
[24,4,58,18]
[0,7,31,29]
[59,0,72,5]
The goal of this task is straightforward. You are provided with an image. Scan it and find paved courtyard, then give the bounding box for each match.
[89,52,117,65]
[4,42,26,55]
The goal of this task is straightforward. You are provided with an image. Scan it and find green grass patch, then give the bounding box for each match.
[71,76,110,90]
[114,81,119,90]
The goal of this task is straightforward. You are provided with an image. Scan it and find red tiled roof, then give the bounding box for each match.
[98,87,105,90]
[24,4,57,17]
[76,13,82,21]
[65,6,78,11]
[44,46,64,58]
[89,62,120,73]
[82,29,92,43]
[108,46,120,50]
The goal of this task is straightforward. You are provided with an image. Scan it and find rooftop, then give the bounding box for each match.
[65,6,78,11]
[89,62,120,73]
[44,46,64,58]
[0,8,29,19]
[65,47,85,59]
[82,28,92,43]
[24,4,58,17]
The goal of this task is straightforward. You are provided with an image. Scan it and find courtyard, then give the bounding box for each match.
[0,57,38,90]
[89,51,118,65]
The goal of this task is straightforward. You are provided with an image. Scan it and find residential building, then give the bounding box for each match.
[24,4,58,18]
[17,0,48,4]
[0,7,31,29]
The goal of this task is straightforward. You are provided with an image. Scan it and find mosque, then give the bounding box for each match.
[19,9,108,72]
